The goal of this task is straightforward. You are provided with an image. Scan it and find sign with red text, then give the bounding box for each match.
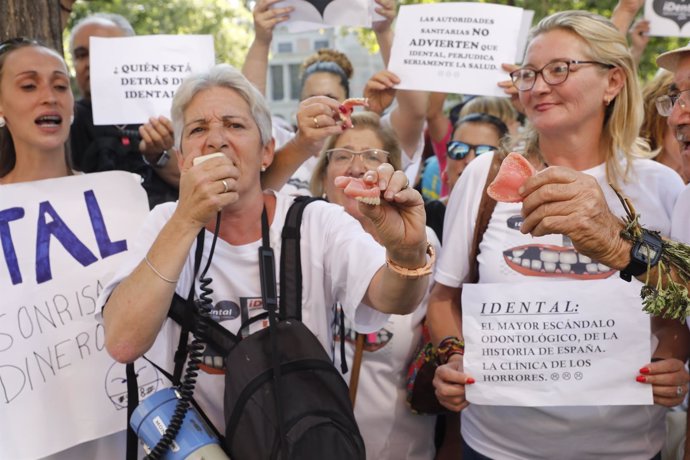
[388,2,528,96]
[90,35,215,125]
[462,279,653,406]
[0,172,162,459]
[646,0,690,37]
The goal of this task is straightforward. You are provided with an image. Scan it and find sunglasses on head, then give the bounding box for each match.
[446,141,496,160]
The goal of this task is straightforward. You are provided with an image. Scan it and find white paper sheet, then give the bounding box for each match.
[462,278,653,406]
[388,2,523,97]
[645,0,690,37]
[90,35,215,125]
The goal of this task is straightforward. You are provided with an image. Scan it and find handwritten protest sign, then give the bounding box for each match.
[0,172,164,459]
[388,2,524,97]
[646,0,690,37]
[463,279,653,406]
[90,35,215,125]
[274,0,372,32]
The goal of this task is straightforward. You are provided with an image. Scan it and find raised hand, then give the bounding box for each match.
[252,0,293,44]
[364,70,400,115]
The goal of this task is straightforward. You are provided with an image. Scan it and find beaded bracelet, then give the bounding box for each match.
[386,243,436,279]
[436,336,465,365]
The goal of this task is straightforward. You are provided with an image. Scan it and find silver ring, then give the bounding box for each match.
[221,179,229,193]
[677,385,684,397]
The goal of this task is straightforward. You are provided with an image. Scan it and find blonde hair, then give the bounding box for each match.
[459,96,517,128]
[310,112,401,197]
[518,10,650,184]
[640,69,674,153]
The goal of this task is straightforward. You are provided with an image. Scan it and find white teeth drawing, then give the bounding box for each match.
[503,244,615,279]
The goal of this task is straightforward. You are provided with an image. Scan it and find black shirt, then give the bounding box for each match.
[70,98,178,209]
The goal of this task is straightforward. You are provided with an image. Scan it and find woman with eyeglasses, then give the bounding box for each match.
[310,111,441,460]
[427,10,689,460]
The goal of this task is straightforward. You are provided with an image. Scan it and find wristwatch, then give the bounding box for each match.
[143,150,170,168]
[620,229,663,282]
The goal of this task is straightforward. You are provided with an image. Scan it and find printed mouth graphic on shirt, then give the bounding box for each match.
[336,325,393,353]
[199,296,264,374]
[503,215,615,279]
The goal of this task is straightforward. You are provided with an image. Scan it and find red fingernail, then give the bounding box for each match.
[338,105,347,113]
[639,367,650,374]
[466,377,475,384]
[341,125,347,131]
[636,375,646,383]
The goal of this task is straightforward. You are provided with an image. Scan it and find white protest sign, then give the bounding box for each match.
[90,35,215,125]
[0,172,165,459]
[274,0,372,33]
[645,0,690,37]
[388,2,523,97]
[515,10,534,63]
[463,278,653,406]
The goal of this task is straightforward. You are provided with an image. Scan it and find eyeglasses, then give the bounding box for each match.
[656,89,690,117]
[325,148,390,169]
[510,59,615,92]
[446,141,496,160]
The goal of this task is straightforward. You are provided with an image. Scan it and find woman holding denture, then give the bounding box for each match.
[310,110,439,460]
[427,10,690,460]
[99,64,432,436]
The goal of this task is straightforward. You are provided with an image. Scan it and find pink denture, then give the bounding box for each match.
[334,176,381,205]
[487,152,536,203]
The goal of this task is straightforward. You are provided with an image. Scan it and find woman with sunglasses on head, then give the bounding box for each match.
[310,111,441,460]
[425,113,508,243]
[427,10,690,460]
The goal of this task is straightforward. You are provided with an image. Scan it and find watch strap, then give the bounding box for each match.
[620,229,663,282]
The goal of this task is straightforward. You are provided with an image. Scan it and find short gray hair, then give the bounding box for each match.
[69,13,135,53]
[171,64,272,150]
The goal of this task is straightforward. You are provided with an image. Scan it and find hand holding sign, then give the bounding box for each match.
[372,0,396,33]
[254,0,294,43]
[433,354,474,412]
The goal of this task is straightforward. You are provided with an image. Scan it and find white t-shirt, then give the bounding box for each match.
[336,227,440,460]
[380,110,425,186]
[436,152,684,460]
[670,184,690,331]
[98,191,389,433]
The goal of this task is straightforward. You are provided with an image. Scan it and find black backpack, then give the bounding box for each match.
[127,196,365,459]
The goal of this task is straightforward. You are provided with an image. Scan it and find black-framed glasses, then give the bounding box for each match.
[656,89,690,117]
[325,148,390,169]
[510,59,615,92]
[446,141,496,160]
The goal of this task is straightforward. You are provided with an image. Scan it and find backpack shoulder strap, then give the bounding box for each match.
[467,150,505,284]
[279,196,323,320]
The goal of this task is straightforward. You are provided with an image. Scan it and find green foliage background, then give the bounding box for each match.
[63,0,254,68]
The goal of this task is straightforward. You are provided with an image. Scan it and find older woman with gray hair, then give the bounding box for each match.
[99,64,432,443]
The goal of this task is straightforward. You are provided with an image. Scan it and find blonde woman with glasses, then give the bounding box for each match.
[428,10,690,460]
